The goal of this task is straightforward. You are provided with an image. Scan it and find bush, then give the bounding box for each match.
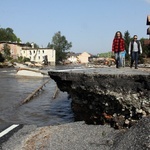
[0,53,5,62]
[139,55,145,64]
[17,56,30,63]
[23,57,30,62]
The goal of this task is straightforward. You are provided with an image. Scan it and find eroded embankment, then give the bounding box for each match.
[48,67,150,129]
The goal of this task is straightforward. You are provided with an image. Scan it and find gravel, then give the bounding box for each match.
[1,116,149,150]
[1,122,120,150]
[112,116,150,150]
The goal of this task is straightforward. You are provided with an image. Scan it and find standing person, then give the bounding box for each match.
[120,50,126,67]
[128,35,142,69]
[112,31,125,68]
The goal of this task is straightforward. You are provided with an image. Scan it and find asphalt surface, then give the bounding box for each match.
[49,66,150,75]
[0,122,120,150]
[0,117,149,150]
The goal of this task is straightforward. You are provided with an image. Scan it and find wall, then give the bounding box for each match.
[77,52,91,63]
[21,48,56,65]
[0,42,22,59]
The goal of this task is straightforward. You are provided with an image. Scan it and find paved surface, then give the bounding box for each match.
[0,122,120,150]
[49,66,150,75]
[0,117,149,150]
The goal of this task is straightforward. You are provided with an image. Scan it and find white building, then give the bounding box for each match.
[0,42,56,65]
[67,52,91,64]
[21,48,56,66]
[67,52,79,63]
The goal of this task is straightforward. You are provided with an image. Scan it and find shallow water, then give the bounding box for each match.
[0,68,74,127]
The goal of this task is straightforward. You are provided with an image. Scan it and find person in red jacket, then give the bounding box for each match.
[112,31,125,68]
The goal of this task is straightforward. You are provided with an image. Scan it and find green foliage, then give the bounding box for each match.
[47,31,72,63]
[26,42,39,48]
[0,27,21,42]
[124,31,131,52]
[0,53,5,62]
[17,56,24,62]
[23,57,30,62]
[11,56,30,63]
[2,44,11,59]
[47,42,51,48]
[97,52,112,58]
[123,31,131,60]
[34,43,39,48]
[17,56,30,63]
[25,42,32,47]
[140,38,150,57]
[139,55,145,64]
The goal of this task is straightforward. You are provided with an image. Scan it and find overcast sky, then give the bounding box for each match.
[0,0,150,54]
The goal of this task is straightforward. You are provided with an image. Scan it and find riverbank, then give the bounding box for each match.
[0,116,149,150]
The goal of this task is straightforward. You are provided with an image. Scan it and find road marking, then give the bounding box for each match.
[0,124,19,138]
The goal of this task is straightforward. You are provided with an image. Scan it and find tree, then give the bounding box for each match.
[26,42,39,48]
[123,31,131,60]
[0,27,21,42]
[2,44,11,60]
[124,31,131,53]
[47,31,72,63]
[140,38,150,57]
[34,43,39,48]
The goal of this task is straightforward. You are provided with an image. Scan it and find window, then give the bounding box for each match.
[43,50,44,53]
[38,56,40,59]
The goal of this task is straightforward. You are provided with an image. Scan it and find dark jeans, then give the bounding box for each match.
[131,52,139,68]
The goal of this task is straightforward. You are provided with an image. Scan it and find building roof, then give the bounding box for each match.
[0,41,28,46]
[22,48,55,50]
[67,52,81,57]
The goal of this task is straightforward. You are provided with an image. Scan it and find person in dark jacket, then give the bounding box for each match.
[112,31,125,68]
[128,35,142,69]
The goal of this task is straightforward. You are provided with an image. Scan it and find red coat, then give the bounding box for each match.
[112,38,125,52]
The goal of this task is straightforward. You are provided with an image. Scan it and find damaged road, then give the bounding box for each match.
[48,67,150,129]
